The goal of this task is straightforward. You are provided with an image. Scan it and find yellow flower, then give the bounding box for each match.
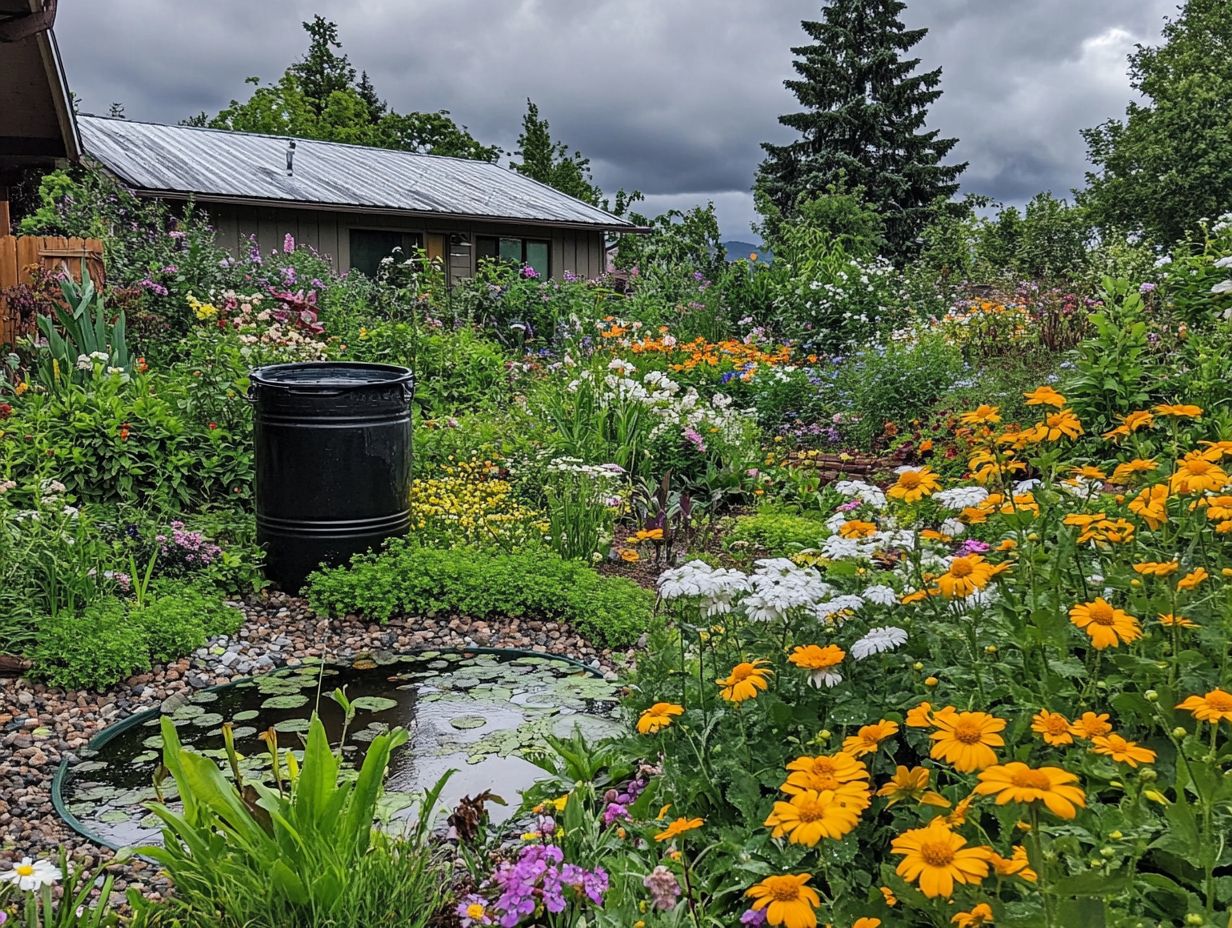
[929,709,1006,772]
[717,660,771,702]
[1176,689,1232,723]
[879,886,898,907]
[1091,733,1156,767]
[1068,711,1113,740]
[764,788,865,844]
[1170,451,1229,494]
[14,381,28,396]
[1069,597,1141,649]
[1153,403,1202,418]
[905,702,934,728]
[1022,409,1083,443]
[1159,613,1199,629]
[619,547,641,562]
[952,903,995,927]
[782,752,870,795]
[842,720,899,757]
[1031,710,1074,746]
[988,845,1037,882]
[854,920,882,928]
[887,466,941,503]
[960,405,1001,426]
[1176,567,1209,590]
[1103,410,1155,440]
[838,520,878,539]
[1109,458,1157,484]
[1133,560,1178,576]
[788,645,845,687]
[1128,483,1169,529]
[974,762,1086,819]
[633,528,665,542]
[745,874,821,928]
[935,554,995,598]
[1024,385,1066,408]
[637,702,684,734]
[891,819,991,898]
[876,765,950,807]
[654,816,703,842]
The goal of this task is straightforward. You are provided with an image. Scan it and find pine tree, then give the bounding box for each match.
[356,71,386,124]
[511,99,602,205]
[289,15,357,115]
[758,0,965,258]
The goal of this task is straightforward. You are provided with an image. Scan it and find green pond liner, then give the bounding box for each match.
[52,645,620,852]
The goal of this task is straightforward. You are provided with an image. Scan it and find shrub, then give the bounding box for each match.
[32,598,149,690]
[136,582,243,663]
[725,509,827,554]
[306,541,653,647]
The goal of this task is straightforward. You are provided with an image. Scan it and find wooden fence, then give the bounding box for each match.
[0,236,105,347]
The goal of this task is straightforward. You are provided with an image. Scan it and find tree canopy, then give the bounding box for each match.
[186,16,499,162]
[1080,0,1232,244]
[510,99,603,206]
[757,0,965,259]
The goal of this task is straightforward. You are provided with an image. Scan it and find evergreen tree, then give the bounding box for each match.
[1080,0,1232,244]
[510,99,602,205]
[289,15,356,115]
[356,71,386,124]
[757,0,965,258]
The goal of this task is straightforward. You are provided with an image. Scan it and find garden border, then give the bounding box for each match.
[50,646,607,851]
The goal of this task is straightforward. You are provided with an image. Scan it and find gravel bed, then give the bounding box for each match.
[0,592,633,896]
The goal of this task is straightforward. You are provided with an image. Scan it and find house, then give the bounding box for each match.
[0,0,79,229]
[76,116,639,284]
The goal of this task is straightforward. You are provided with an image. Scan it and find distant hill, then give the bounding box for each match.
[721,240,772,264]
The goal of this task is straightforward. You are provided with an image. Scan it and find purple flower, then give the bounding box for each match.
[456,895,492,926]
[168,230,187,241]
[283,233,296,254]
[138,278,169,297]
[281,265,298,285]
[1139,282,1157,294]
[956,539,991,556]
[741,908,768,926]
[643,866,680,911]
[521,265,540,279]
[682,428,707,453]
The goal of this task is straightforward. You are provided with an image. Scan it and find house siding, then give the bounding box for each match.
[201,202,604,285]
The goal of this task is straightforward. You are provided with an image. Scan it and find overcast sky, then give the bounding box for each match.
[54,0,1176,241]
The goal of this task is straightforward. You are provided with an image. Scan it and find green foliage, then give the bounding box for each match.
[31,597,149,690]
[759,186,885,261]
[135,582,243,664]
[1064,278,1151,431]
[30,266,130,392]
[193,18,498,161]
[306,540,654,646]
[725,508,826,554]
[511,99,602,205]
[832,333,965,447]
[16,169,101,238]
[138,714,445,928]
[1081,0,1232,244]
[757,0,965,258]
[613,203,727,286]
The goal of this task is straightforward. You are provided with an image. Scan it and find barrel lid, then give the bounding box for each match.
[250,362,413,390]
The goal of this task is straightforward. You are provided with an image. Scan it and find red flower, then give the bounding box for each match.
[208,422,218,430]
[0,403,12,420]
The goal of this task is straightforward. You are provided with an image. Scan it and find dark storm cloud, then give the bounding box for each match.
[53,0,1177,239]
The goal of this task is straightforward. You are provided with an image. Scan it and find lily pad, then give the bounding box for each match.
[273,717,312,734]
[262,694,311,710]
[351,696,398,713]
[450,715,488,731]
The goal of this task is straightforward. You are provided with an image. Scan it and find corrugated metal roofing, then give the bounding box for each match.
[77,115,635,230]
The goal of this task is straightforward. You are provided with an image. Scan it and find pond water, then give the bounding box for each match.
[58,650,622,849]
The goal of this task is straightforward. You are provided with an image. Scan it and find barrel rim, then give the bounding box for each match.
[250,360,414,390]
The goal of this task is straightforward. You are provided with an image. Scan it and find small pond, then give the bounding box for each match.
[56,650,622,849]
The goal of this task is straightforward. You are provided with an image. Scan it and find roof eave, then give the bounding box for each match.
[123,186,648,233]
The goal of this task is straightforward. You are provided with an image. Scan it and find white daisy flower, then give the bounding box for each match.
[834,480,887,509]
[816,594,866,621]
[933,486,988,511]
[850,626,909,660]
[807,669,843,688]
[2,857,61,891]
[940,518,966,538]
[820,535,863,560]
[861,585,898,606]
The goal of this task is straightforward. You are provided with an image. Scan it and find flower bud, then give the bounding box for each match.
[913,661,925,671]
[1109,830,1123,840]
[1185,914,1205,926]
[1172,726,1189,739]
[984,645,998,654]
[1099,846,1115,859]
[925,676,939,687]
[1139,768,1158,782]
[1144,690,1158,702]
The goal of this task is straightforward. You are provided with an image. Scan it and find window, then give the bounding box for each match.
[349,229,424,278]
[476,236,551,278]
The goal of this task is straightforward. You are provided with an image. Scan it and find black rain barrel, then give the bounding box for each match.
[249,362,414,593]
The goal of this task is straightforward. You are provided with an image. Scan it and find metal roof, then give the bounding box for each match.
[77,116,638,231]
